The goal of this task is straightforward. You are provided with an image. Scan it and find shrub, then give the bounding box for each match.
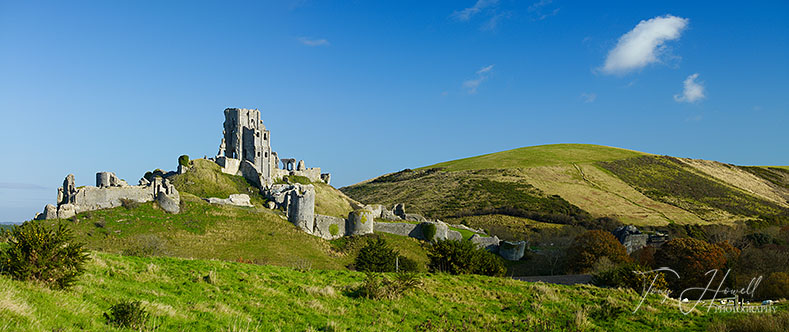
[355,237,399,272]
[178,155,190,167]
[0,221,89,289]
[758,272,789,300]
[329,224,339,236]
[654,237,727,295]
[567,230,630,273]
[592,262,669,295]
[630,246,657,268]
[104,300,149,329]
[397,255,421,272]
[426,239,505,276]
[119,198,140,210]
[421,223,436,241]
[122,234,167,257]
[358,272,422,300]
[709,310,789,332]
[746,232,773,247]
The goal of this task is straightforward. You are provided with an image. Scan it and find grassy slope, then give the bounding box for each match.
[343,144,789,239]
[35,159,417,271]
[0,251,745,331]
[423,143,647,171]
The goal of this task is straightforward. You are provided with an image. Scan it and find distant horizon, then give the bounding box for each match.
[1,1,787,222]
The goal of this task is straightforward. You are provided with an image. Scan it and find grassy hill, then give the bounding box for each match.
[424,144,648,171]
[34,159,421,271]
[1,251,767,331]
[342,144,789,240]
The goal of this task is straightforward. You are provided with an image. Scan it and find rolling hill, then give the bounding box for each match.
[341,144,789,240]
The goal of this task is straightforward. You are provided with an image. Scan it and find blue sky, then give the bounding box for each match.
[1,0,787,222]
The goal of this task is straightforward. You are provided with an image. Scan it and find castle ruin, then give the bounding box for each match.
[213,108,330,188]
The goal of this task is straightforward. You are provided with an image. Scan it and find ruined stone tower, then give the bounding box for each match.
[216,108,275,187]
[214,107,330,188]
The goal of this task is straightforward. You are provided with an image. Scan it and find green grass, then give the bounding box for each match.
[423,143,647,171]
[599,156,789,224]
[40,195,352,270]
[342,168,592,227]
[1,251,766,331]
[170,159,265,205]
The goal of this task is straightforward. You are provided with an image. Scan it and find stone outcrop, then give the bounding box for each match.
[499,240,526,261]
[205,194,253,207]
[35,172,181,220]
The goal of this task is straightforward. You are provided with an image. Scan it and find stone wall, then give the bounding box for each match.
[313,214,346,240]
[35,173,181,220]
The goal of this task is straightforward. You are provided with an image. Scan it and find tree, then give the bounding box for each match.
[355,237,399,272]
[567,230,630,273]
[426,239,505,276]
[654,238,727,295]
[758,272,789,300]
[0,221,89,289]
[178,155,190,167]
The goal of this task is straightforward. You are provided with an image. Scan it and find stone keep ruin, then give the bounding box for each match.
[213,108,330,188]
[33,107,524,261]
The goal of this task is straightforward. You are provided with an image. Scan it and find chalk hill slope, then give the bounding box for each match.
[341,144,789,239]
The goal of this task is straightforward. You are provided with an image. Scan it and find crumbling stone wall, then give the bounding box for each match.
[287,184,316,232]
[313,214,346,240]
[347,209,375,236]
[35,172,181,220]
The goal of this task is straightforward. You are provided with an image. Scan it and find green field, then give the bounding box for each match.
[1,251,763,331]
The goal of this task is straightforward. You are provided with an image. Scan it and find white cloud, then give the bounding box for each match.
[481,11,511,31]
[674,73,705,103]
[463,64,495,94]
[601,15,689,75]
[528,0,559,21]
[298,37,330,47]
[581,92,597,103]
[452,0,498,21]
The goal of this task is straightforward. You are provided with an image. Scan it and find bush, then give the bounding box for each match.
[592,262,669,295]
[355,237,399,272]
[421,223,436,241]
[104,300,149,329]
[358,272,422,300]
[567,230,630,273]
[122,234,168,257]
[630,246,657,268]
[0,221,89,289]
[119,198,140,210]
[746,232,773,247]
[178,155,190,167]
[654,237,727,295]
[397,255,421,272]
[426,239,505,276]
[758,272,789,300]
